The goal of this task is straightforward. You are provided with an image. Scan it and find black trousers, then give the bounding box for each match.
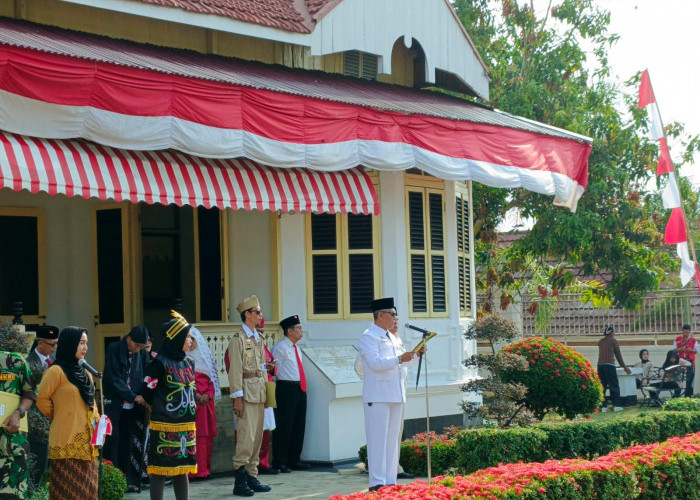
[104,402,139,485]
[685,365,695,397]
[28,434,48,485]
[272,381,307,468]
[597,364,621,407]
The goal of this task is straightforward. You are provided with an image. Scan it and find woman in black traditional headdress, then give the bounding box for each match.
[37,326,99,500]
[142,311,196,500]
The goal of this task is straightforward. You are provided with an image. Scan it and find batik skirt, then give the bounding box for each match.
[49,458,98,500]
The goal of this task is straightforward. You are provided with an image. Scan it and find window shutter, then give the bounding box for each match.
[343,50,360,78]
[349,254,374,313]
[347,214,373,249]
[428,193,444,250]
[456,194,472,314]
[408,191,425,250]
[431,255,446,312]
[312,255,338,314]
[311,214,337,250]
[410,254,427,313]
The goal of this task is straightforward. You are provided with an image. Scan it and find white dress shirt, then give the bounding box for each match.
[271,337,303,382]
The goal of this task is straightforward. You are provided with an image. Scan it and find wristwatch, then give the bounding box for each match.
[16,408,25,418]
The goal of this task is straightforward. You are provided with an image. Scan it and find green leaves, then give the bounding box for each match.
[454,1,699,309]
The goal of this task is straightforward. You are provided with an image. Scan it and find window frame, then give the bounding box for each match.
[0,207,47,324]
[305,212,382,320]
[193,207,229,323]
[404,179,448,318]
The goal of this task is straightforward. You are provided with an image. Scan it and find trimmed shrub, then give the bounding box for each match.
[100,461,127,500]
[359,411,700,476]
[337,432,700,499]
[500,336,603,418]
[663,397,700,412]
[454,426,548,473]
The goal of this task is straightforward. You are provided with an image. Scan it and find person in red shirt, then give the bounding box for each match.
[675,324,699,397]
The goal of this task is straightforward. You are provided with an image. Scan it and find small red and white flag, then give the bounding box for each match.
[91,415,113,446]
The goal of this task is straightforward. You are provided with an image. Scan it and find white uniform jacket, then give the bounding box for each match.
[358,323,406,404]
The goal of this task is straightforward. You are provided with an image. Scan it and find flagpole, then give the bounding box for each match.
[642,69,698,267]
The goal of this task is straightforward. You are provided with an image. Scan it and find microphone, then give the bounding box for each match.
[405,323,429,335]
[78,359,102,379]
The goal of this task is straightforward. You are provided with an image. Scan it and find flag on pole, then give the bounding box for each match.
[638,69,697,290]
[637,70,655,108]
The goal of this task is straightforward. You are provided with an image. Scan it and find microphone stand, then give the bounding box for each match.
[414,332,432,483]
[97,375,105,500]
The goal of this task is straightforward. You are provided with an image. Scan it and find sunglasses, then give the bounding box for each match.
[40,340,58,347]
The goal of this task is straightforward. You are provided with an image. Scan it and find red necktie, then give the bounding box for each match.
[45,358,51,367]
[294,344,307,392]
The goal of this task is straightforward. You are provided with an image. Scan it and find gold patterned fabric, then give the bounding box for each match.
[47,421,97,460]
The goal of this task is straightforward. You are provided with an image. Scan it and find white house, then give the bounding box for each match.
[0,0,591,463]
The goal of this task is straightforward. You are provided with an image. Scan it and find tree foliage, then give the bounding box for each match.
[453,0,700,309]
[461,314,536,426]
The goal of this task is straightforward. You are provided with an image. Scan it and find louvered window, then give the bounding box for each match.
[307,212,380,318]
[406,187,447,316]
[343,50,378,80]
[456,186,473,316]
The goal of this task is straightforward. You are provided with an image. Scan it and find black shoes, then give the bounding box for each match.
[246,475,271,493]
[397,472,416,479]
[368,485,383,491]
[258,467,279,475]
[290,462,310,470]
[233,466,255,497]
[278,465,292,473]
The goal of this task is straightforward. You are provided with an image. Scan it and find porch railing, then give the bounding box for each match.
[520,288,700,343]
[194,322,282,388]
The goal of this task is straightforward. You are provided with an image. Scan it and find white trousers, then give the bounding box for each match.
[363,401,403,488]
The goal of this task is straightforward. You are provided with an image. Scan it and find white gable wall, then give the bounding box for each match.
[57,0,489,98]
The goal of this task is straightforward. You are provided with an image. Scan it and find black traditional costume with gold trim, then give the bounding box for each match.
[143,312,197,476]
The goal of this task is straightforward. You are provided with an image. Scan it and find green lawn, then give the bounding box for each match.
[543,403,662,424]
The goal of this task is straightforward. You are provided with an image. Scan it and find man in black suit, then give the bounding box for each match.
[26,325,59,484]
[103,325,150,490]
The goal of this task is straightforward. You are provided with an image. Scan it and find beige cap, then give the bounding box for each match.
[236,295,260,314]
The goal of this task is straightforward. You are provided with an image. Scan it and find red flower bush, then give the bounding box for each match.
[333,432,700,499]
[499,337,603,418]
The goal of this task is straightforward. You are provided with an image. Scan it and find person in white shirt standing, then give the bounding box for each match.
[358,298,419,492]
[271,315,309,473]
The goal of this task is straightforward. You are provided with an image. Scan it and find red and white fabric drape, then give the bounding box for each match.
[638,69,700,291]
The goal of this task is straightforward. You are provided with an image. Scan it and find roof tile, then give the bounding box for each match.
[125,0,315,33]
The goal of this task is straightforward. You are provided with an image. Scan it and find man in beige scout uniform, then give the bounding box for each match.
[228,295,271,497]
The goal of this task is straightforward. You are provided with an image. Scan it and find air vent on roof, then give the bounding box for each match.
[343,50,377,80]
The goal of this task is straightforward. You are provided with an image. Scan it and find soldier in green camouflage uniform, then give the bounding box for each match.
[0,351,37,500]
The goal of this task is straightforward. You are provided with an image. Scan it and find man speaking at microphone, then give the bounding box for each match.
[358,297,420,492]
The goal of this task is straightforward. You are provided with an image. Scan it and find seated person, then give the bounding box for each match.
[649,349,690,399]
[635,348,655,389]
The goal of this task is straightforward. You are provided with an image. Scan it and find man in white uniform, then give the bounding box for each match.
[358,297,419,491]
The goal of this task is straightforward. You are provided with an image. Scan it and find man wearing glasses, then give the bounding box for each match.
[103,325,150,491]
[27,325,59,484]
[228,295,272,497]
[358,298,420,492]
[271,315,309,473]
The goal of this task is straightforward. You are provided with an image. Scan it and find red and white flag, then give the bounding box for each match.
[91,415,113,446]
[638,69,696,289]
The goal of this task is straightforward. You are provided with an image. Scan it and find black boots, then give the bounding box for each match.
[232,466,271,496]
[233,466,254,497]
[247,474,271,493]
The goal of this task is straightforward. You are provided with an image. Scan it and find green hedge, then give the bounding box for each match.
[358,411,700,476]
[343,433,700,499]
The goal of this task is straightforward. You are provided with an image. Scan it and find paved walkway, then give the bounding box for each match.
[128,466,423,499]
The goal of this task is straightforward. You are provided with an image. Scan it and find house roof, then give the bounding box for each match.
[0,18,588,144]
[123,0,340,33]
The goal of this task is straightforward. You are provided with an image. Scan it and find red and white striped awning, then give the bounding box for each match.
[0,131,379,215]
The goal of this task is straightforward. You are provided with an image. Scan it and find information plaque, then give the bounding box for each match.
[302,345,361,384]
